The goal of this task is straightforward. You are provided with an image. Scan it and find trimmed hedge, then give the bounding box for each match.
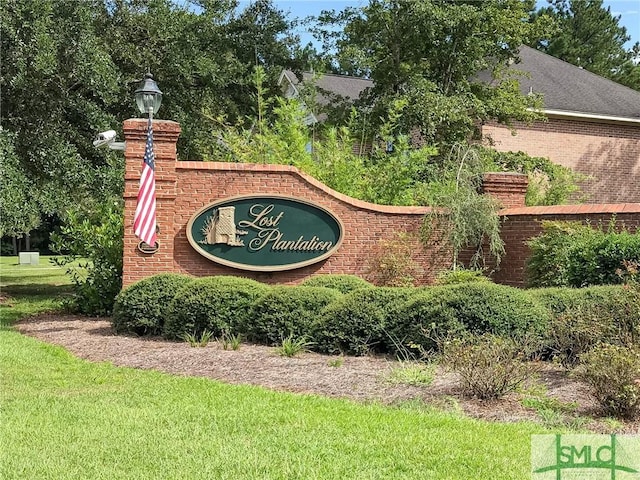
[526,220,640,287]
[111,273,193,335]
[312,287,418,356]
[247,286,342,345]
[529,285,640,363]
[300,274,373,294]
[389,283,550,356]
[434,269,491,285]
[528,285,633,315]
[163,276,270,339]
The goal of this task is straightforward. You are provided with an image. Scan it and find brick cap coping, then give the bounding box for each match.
[501,203,640,216]
[177,161,433,215]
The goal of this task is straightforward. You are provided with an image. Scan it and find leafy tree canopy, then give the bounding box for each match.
[314,0,550,145]
[529,0,638,90]
[0,0,301,236]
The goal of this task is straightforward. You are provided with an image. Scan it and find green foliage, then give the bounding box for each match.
[50,202,123,316]
[163,276,269,340]
[385,362,436,387]
[434,268,491,285]
[530,0,631,81]
[1,0,124,223]
[276,335,312,357]
[317,0,548,143]
[477,147,583,206]
[530,285,640,365]
[365,232,423,287]
[313,287,417,356]
[421,144,504,270]
[181,329,214,348]
[1,0,301,227]
[390,283,549,356]
[212,78,440,207]
[575,344,640,419]
[613,43,640,91]
[0,131,40,237]
[247,286,342,345]
[300,274,373,294]
[219,331,242,351]
[111,273,193,336]
[526,220,640,287]
[441,334,541,400]
[545,305,624,368]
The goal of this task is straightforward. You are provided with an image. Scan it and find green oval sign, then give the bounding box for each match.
[186,195,344,271]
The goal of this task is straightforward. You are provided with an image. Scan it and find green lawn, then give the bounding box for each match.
[0,258,558,479]
[0,329,552,479]
[0,255,74,325]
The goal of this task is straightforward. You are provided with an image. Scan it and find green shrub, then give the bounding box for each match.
[163,276,269,339]
[530,286,640,361]
[301,274,373,294]
[365,232,423,287]
[390,283,549,356]
[441,334,541,400]
[526,220,640,287]
[248,286,342,345]
[566,229,640,287]
[575,344,640,419]
[545,305,622,368]
[50,201,123,315]
[275,335,312,357]
[434,268,491,285]
[387,288,466,356]
[313,287,418,356]
[112,273,193,335]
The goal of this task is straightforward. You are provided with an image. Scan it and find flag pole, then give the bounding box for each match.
[133,73,162,252]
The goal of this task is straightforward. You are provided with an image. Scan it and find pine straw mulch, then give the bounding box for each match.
[14,313,640,433]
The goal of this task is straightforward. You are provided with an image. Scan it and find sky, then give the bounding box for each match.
[237,0,640,50]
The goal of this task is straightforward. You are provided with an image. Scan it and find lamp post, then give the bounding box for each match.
[132,73,162,253]
[134,73,163,120]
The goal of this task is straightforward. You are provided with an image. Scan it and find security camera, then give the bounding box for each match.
[93,130,117,147]
[93,130,125,150]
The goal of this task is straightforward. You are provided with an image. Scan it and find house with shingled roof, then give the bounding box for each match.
[279,46,640,204]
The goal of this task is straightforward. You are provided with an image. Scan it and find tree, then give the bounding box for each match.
[1,0,304,244]
[614,42,640,91]
[0,131,40,238]
[421,144,505,270]
[102,0,302,159]
[529,0,631,80]
[1,0,123,230]
[315,0,549,145]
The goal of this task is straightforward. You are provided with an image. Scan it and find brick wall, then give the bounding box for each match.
[123,119,451,287]
[494,204,640,286]
[482,117,640,204]
[123,118,640,288]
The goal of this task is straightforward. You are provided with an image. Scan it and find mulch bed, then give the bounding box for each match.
[15,314,640,433]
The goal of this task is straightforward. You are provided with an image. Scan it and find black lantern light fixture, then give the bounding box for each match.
[134,73,162,120]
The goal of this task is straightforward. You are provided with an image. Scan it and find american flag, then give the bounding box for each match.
[133,117,157,246]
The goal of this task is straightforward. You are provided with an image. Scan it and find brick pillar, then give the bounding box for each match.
[122,118,181,287]
[482,172,528,209]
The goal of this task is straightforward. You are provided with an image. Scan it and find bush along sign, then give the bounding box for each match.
[187,196,344,271]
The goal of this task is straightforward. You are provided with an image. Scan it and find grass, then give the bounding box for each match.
[0,258,563,479]
[275,334,312,357]
[180,329,215,347]
[386,361,436,387]
[0,255,74,326]
[0,330,554,480]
